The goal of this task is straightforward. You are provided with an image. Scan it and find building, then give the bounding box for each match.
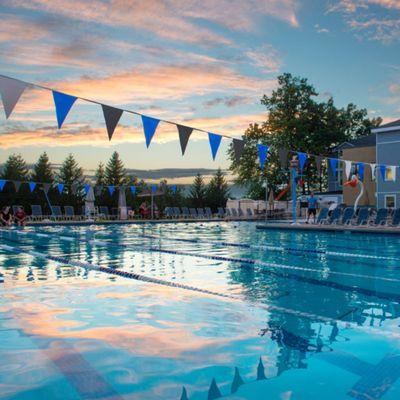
[372,119,400,209]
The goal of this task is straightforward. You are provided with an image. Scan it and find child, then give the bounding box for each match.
[0,206,13,227]
[14,206,27,226]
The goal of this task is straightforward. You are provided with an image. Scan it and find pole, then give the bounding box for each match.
[43,188,53,214]
[151,192,154,220]
[290,156,299,225]
[265,175,268,222]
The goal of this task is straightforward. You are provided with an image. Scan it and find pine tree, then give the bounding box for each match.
[206,168,230,211]
[105,151,127,186]
[31,152,54,183]
[58,154,84,186]
[1,153,29,180]
[94,162,106,186]
[189,173,206,208]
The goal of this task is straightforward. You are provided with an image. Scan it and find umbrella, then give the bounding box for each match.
[84,185,95,218]
[118,187,127,220]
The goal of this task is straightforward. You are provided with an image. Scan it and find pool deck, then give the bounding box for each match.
[256,222,400,235]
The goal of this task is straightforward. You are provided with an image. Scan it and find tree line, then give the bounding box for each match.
[0,151,230,214]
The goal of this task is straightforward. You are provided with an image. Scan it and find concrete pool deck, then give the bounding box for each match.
[256,222,400,235]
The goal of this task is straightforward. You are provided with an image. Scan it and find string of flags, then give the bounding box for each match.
[0,178,178,196]
[0,73,398,182]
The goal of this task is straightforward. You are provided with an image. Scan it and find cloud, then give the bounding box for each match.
[328,0,400,42]
[245,44,283,73]
[6,0,299,46]
[0,113,266,149]
[315,24,330,34]
[203,96,250,109]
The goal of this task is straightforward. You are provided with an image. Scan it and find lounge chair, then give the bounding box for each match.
[164,207,173,218]
[238,208,244,217]
[246,208,254,218]
[99,206,112,220]
[354,207,369,226]
[50,205,63,221]
[189,208,198,218]
[370,208,388,226]
[327,208,342,224]
[205,207,213,218]
[64,206,77,220]
[225,208,231,217]
[197,208,205,218]
[30,205,44,221]
[217,207,225,218]
[173,207,182,218]
[390,208,400,227]
[341,207,354,225]
[181,207,190,218]
[231,208,238,217]
[316,207,329,224]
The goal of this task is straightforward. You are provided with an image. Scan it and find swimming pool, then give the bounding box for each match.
[1,221,400,399]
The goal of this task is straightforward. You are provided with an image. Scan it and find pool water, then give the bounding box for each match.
[1,221,400,399]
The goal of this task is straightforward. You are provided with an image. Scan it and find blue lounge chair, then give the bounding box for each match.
[316,207,329,224]
[238,208,244,217]
[189,208,198,218]
[390,208,400,227]
[341,207,354,225]
[370,208,388,226]
[173,207,182,218]
[181,207,190,218]
[225,208,231,217]
[246,208,254,218]
[205,207,213,218]
[231,208,238,217]
[64,206,77,220]
[99,206,112,220]
[30,205,44,221]
[164,207,173,218]
[51,205,63,220]
[217,207,225,218]
[354,208,369,226]
[197,208,205,218]
[328,208,342,224]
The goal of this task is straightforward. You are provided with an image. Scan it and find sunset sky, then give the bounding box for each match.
[0,0,399,172]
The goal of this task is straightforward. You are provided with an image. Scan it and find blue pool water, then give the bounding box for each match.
[1,221,400,399]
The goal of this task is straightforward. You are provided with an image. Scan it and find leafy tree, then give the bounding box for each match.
[31,152,54,183]
[206,168,230,211]
[189,173,207,208]
[1,153,29,181]
[229,73,382,198]
[105,151,127,186]
[94,162,106,186]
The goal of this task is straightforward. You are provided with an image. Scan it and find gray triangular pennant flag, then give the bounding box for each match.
[0,76,28,119]
[177,124,193,155]
[278,148,289,168]
[71,183,78,195]
[232,139,245,163]
[231,367,244,394]
[101,104,123,141]
[43,183,51,194]
[315,156,323,174]
[13,181,21,192]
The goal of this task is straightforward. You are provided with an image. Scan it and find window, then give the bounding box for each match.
[386,167,394,181]
[385,195,396,209]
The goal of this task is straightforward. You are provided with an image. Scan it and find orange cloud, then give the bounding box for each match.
[0,113,265,149]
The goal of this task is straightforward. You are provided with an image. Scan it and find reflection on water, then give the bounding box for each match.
[1,222,400,399]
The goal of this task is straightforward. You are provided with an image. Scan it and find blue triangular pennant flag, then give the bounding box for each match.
[208,378,222,400]
[329,158,338,176]
[257,357,266,380]
[84,184,91,195]
[357,162,364,181]
[29,182,36,192]
[298,152,307,171]
[0,180,6,191]
[151,185,157,194]
[208,133,222,161]
[231,367,244,394]
[52,91,77,129]
[130,186,136,195]
[141,115,160,148]
[379,165,386,181]
[108,186,115,196]
[170,184,177,194]
[257,144,269,170]
[57,183,64,194]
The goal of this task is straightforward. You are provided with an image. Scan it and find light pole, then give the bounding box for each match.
[290,156,299,225]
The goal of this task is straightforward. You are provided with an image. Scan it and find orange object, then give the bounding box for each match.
[344,176,358,187]
[276,184,290,201]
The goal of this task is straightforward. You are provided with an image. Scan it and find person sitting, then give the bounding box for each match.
[14,206,27,226]
[139,202,150,218]
[0,206,13,227]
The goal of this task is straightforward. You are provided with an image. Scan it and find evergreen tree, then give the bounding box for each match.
[105,151,127,186]
[0,153,29,180]
[189,173,206,208]
[31,152,54,183]
[206,168,230,211]
[58,154,84,185]
[94,162,106,186]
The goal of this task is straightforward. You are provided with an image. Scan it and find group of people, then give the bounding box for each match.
[138,201,159,218]
[0,206,27,227]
